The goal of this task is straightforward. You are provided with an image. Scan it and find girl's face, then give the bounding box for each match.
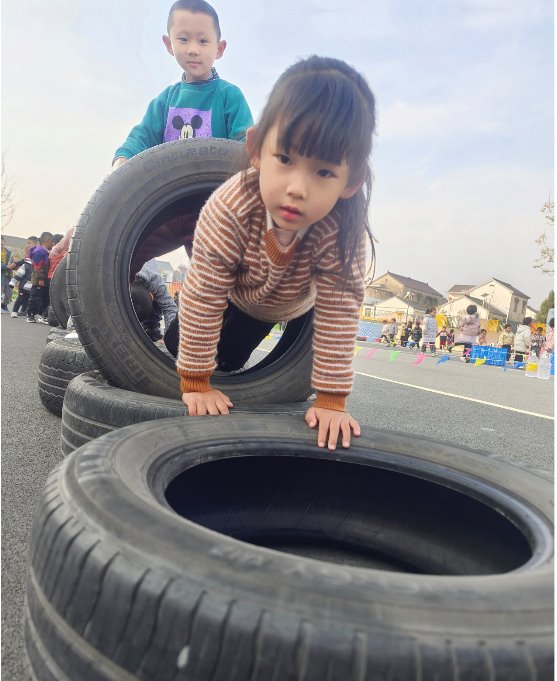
[249,125,361,232]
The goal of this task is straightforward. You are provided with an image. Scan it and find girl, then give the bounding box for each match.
[420,308,437,354]
[453,304,481,362]
[168,56,376,450]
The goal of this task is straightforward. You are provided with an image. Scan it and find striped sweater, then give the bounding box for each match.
[177,167,366,411]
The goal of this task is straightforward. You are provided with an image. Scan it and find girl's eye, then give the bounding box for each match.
[317,169,335,178]
[200,39,209,44]
[178,37,188,43]
[276,154,291,165]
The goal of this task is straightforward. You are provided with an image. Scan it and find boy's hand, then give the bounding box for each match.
[305,407,361,450]
[111,157,127,172]
[182,389,233,416]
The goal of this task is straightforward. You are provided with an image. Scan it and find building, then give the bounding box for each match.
[361,295,427,322]
[154,260,175,283]
[365,271,444,309]
[441,278,530,325]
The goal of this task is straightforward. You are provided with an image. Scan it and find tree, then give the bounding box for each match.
[537,290,554,322]
[534,199,554,275]
[1,153,17,228]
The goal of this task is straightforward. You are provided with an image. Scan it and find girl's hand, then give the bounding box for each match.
[305,407,361,450]
[182,389,233,416]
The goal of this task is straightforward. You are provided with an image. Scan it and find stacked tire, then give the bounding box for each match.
[25,140,554,680]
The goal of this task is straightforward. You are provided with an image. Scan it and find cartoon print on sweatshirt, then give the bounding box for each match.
[165,107,212,141]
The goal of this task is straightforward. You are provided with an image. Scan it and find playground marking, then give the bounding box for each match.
[353,370,554,420]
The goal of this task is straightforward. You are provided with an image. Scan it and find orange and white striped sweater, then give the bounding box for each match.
[177,167,366,411]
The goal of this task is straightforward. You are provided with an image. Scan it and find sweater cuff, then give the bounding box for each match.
[179,371,213,394]
[313,392,348,412]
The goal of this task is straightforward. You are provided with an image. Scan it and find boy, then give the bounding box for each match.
[531,326,545,358]
[26,232,54,324]
[437,326,448,351]
[1,236,13,313]
[112,0,253,169]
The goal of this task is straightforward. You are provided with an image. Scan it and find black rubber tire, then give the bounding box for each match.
[67,139,313,402]
[38,338,94,416]
[60,370,312,456]
[49,255,70,329]
[25,416,553,681]
[46,305,59,327]
[46,328,71,344]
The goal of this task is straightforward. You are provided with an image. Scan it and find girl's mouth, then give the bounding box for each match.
[279,206,301,222]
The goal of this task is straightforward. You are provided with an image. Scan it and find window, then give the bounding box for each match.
[513,298,518,312]
[522,300,526,312]
[364,307,372,317]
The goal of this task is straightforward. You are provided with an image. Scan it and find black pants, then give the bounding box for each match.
[164,300,309,372]
[451,341,472,359]
[13,289,30,314]
[501,344,511,361]
[27,283,50,317]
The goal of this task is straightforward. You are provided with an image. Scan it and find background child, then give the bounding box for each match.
[26,232,54,324]
[542,318,554,355]
[387,318,398,345]
[437,325,448,351]
[408,321,422,349]
[379,319,390,343]
[400,321,413,347]
[514,316,532,363]
[447,328,455,351]
[498,323,514,361]
[421,308,437,354]
[476,328,488,346]
[112,0,253,170]
[531,326,545,358]
[166,56,376,450]
[452,304,481,362]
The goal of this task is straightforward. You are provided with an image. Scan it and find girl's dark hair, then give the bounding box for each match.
[248,55,376,282]
[522,317,532,325]
[466,304,477,315]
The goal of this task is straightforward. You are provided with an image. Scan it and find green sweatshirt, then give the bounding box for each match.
[114,74,253,160]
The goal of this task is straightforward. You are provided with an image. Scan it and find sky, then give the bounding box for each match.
[1,0,554,307]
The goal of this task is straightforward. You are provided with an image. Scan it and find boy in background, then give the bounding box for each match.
[112,0,253,169]
[27,232,54,324]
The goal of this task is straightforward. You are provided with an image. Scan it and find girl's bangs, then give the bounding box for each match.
[274,78,369,168]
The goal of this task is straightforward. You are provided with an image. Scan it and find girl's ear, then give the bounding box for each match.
[245,127,260,169]
[162,35,174,56]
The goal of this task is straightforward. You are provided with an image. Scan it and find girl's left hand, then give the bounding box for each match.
[305,407,361,450]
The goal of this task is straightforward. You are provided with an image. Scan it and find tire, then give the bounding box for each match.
[46,305,59,327]
[25,417,553,681]
[61,370,312,455]
[38,338,94,416]
[46,328,71,344]
[67,139,313,402]
[49,255,70,329]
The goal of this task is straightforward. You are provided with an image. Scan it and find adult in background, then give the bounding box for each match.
[26,232,54,324]
[513,317,532,363]
[542,318,554,355]
[1,236,13,313]
[130,259,178,342]
[9,237,38,317]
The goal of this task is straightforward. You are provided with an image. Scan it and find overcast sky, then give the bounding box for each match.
[2,0,554,306]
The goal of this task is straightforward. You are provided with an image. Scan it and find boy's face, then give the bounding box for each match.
[163,10,226,82]
[249,125,360,233]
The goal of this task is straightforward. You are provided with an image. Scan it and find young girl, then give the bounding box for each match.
[169,56,376,450]
[420,308,437,354]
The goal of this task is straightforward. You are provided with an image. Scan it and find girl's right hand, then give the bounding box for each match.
[181,389,233,416]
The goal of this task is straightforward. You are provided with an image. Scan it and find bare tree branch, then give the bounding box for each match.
[1,153,17,229]
[534,198,554,275]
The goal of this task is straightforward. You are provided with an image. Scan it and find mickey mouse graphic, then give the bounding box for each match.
[172,114,203,139]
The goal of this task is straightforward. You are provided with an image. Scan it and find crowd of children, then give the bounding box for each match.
[376,305,554,364]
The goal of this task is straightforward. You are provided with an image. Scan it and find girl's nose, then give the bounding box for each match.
[286,174,307,199]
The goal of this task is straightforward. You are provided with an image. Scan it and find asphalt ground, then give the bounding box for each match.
[1,321,554,680]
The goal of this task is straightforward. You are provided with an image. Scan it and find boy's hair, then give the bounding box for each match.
[52,233,64,244]
[466,304,477,315]
[39,231,53,244]
[27,236,39,242]
[248,55,376,283]
[536,326,543,332]
[505,323,512,329]
[522,317,532,325]
[167,0,221,39]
